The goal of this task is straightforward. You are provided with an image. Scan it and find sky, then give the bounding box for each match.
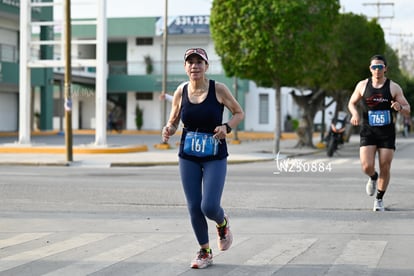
[61,0,413,47]
[339,0,413,47]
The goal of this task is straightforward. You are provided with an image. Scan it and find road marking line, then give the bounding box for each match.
[0,233,51,249]
[334,240,387,267]
[42,233,182,276]
[326,240,387,275]
[0,233,111,272]
[246,238,317,265]
[225,238,317,276]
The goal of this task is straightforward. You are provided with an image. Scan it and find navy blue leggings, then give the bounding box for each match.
[179,157,227,245]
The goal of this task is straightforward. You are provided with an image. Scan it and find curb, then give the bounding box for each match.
[0,149,321,167]
[0,144,148,154]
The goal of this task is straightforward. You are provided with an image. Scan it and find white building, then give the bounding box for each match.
[3,9,309,134]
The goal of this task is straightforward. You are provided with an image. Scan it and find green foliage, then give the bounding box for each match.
[402,76,414,110]
[384,46,414,109]
[135,105,143,130]
[292,119,299,131]
[210,0,340,88]
[144,55,153,75]
[384,45,406,89]
[324,13,386,95]
[210,0,341,150]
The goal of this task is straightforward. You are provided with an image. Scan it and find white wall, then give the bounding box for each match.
[244,82,301,132]
[42,25,332,133]
[0,27,18,46]
[314,97,337,129]
[51,90,96,130]
[126,91,171,130]
[0,92,18,131]
[79,96,95,129]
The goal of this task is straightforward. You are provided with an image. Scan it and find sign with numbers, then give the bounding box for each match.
[368,110,391,126]
[183,131,219,157]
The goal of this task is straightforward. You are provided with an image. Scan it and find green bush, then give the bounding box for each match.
[135,105,143,130]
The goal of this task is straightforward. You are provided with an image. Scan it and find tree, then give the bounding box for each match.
[210,0,340,153]
[290,89,325,148]
[384,44,406,89]
[403,76,414,111]
[288,13,387,144]
[323,13,386,113]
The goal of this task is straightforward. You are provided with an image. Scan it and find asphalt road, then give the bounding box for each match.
[0,137,413,275]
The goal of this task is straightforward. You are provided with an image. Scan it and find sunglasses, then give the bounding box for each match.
[370,64,385,70]
[185,48,207,56]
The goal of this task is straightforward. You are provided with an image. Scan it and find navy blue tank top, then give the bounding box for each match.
[178,79,228,161]
[360,78,395,136]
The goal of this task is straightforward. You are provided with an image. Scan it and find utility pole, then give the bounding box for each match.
[389,32,413,58]
[363,1,394,19]
[161,0,168,129]
[232,77,239,142]
[64,0,73,162]
[389,32,413,74]
[363,1,394,30]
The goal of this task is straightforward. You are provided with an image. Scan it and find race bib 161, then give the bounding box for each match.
[183,131,219,157]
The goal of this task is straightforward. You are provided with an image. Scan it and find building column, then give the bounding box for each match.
[18,0,31,144]
[40,25,54,130]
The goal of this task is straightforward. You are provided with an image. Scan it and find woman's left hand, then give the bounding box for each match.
[213,125,227,140]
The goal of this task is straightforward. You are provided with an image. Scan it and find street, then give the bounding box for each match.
[0,138,413,275]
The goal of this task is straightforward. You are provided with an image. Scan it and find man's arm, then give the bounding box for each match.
[390,81,411,117]
[348,80,365,126]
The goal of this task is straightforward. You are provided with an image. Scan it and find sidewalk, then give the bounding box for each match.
[0,131,331,167]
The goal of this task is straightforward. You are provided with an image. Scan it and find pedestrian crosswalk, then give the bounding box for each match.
[327,240,387,275]
[0,232,392,275]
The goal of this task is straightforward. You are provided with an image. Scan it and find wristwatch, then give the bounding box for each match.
[223,123,232,134]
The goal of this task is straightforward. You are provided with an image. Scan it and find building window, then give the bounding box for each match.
[135,37,153,45]
[259,94,269,124]
[0,44,17,62]
[136,92,153,100]
[53,98,64,117]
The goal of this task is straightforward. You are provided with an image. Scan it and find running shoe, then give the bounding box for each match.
[217,214,233,251]
[190,248,213,269]
[366,177,377,196]
[373,199,385,212]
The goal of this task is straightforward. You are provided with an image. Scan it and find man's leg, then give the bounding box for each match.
[377,148,394,192]
[360,145,377,176]
[360,145,379,197]
[371,148,394,211]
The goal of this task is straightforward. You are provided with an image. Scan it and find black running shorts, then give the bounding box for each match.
[360,133,396,150]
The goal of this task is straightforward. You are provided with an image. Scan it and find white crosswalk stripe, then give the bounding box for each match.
[43,234,182,276]
[225,238,317,276]
[326,240,388,275]
[0,233,111,272]
[0,233,51,249]
[0,233,390,275]
[246,238,316,265]
[135,235,251,276]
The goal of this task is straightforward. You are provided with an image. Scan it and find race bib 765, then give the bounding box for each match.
[368,110,391,126]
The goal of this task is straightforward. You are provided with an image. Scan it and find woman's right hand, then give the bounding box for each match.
[162,125,176,143]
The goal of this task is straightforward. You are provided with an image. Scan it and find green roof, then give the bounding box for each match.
[0,2,52,20]
[72,17,158,38]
